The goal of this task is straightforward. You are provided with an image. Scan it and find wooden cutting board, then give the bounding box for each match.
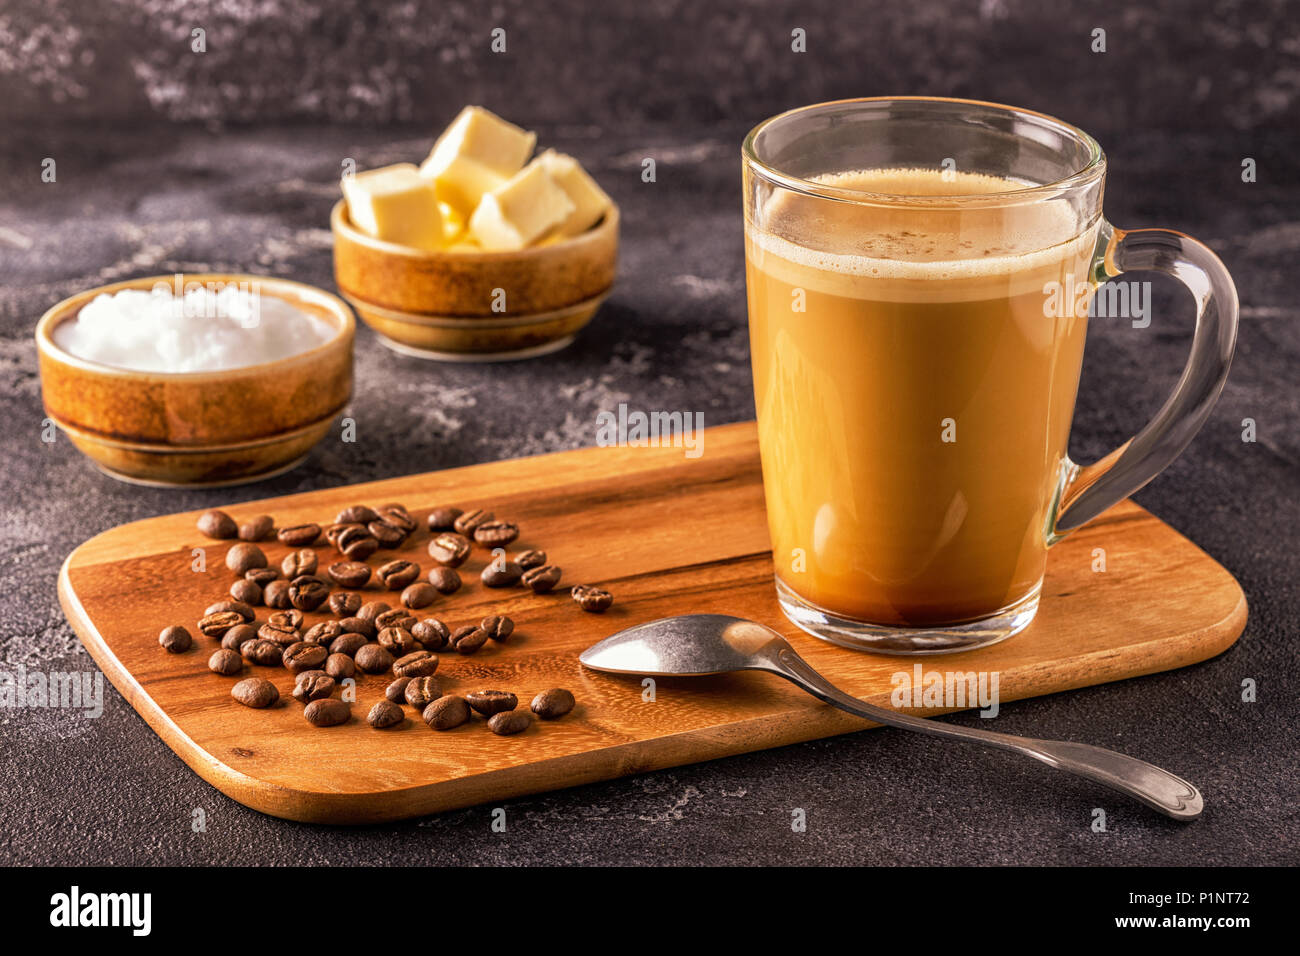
[59,421,1246,823]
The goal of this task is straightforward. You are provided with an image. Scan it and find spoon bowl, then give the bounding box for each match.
[579,614,787,675]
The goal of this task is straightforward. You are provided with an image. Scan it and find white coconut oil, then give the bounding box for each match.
[54,280,335,372]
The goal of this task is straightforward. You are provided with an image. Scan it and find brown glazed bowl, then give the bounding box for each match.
[36,273,354,487]
[331,199,618,361]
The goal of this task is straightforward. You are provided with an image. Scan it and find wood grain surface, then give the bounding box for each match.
[58,421,1247,823]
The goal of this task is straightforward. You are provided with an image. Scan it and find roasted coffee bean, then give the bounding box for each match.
[229,578,263,606]
[204,600,255,622]
[329,632,368,657]
[232,677,279,708]
[238,514,274,541]
[401,582,438,609]
[426,506,463,532]
[198,611,244,639]
[344,537,379,562]
[304,620,344,646]
[450,625,488,655]
[376,559,421,590]
[221,623,258,651]
[281,548,318,578]
[515,549,547,571]
[404,676,442,708]
[258,621,300,647]
[427,532,471,568]
[263,579,292,609]
[208,648,243,675]
[245,567,280,587]
[531,688,575,719]
[368,520,407,548]
[480,615,515,642]
[325,653,355,680]
[377,503,417,533]
[328,561,372,588]
[368,699,405,729]
[453,508,493,537]
[487,710,531,736]
[292,671,334,702]
[340,538,379,567]
[304,699,350,727]
[392,650,439,678]
[354,644,394,674]
[472,520,519,547]
[571,584,614,613]
[277,523,321,547]
[466,690,517,717]
[410,619,450,651]
[426,567,461,595]
[385,677,412,703]
[522,564,562,594]
[377,626,419,657]
[289,575,330,612]
[337,525,379,561]
[481,559,522,588]
[198,509,237,539]
[225,543,268,574]
[333,522,368,546]
[268,609,304,630]
[377,519,412,544]
[357,601,390,622]
[336,505,380,525]
[377,504,416,535]
[293,671,335,702]
[423,695,470,730]
[374,608,417,632]
[283,641,328,674]
[241,638,283,666]
[159,625,192,653]
[324,522,359,547]
[329,591,362,617]
[338,616,376,639]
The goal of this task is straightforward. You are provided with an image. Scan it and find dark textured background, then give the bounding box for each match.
[0,0,1296,865]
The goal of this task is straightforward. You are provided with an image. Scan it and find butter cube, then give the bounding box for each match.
[440,202,466,243]
[424,155,507,218]
[342,164,444,250]
[538,150,612,236]
[419,106,536,215]
[468,160,575,251]
[427,106,537,177]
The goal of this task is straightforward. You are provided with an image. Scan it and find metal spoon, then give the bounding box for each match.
[579,614,1203,821]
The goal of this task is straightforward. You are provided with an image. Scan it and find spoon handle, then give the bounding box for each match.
[771,648,1203,821]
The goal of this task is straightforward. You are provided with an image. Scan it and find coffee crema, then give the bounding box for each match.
[746,167,1100,626]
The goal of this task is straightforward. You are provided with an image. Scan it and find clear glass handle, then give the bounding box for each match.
[1051,223,1239,539]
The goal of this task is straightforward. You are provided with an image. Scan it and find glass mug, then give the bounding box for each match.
[742,97,1237,654]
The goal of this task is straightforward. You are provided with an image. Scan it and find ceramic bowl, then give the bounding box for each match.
[331,199,618,361]
[36,273,354,487]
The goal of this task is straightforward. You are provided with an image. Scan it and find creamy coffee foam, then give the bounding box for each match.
[748,167,1098,301]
